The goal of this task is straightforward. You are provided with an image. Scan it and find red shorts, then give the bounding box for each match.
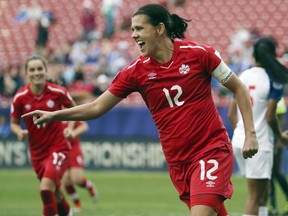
[168,146,234,209]
[31,149,70,188]
[190,194,227,215]
[68,144,84,168]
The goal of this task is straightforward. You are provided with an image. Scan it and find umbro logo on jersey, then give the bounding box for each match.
[47,100,55,108]
[206,180,215,188]
[179,64,190,75]
[148,72,157,79]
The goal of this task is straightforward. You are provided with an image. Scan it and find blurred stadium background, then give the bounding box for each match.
[1,0,288,215]
[1,0,287,65]
[1,0,288,170]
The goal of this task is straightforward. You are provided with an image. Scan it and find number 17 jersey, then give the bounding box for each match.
[10,82,74,161]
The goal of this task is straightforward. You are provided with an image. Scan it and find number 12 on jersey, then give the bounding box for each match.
[163,85,185,108]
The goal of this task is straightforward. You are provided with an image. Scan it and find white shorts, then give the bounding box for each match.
[233,147,273,179]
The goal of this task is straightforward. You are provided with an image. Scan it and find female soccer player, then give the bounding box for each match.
[62,120,97,212]
[10,55,75,216]
[229,37,288,216]
[23,4,259,216]
[269,97,288,215]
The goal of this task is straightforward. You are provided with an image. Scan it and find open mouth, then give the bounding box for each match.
[137,41,145,51]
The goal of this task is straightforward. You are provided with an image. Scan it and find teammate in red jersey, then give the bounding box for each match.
[23,4,259,216]
[10,55,75,216]
[62,120,98,212]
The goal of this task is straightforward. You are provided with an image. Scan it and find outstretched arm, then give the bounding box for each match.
[22,90,123,124]
[224,73,259,159]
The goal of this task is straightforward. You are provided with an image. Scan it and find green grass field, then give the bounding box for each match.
[0,169,286,216]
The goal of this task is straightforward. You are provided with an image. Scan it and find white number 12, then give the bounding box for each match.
[199,159,218,180]
[163,85,185,108]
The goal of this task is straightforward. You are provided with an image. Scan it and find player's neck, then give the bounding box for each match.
[30,84,45,95]
[153,38,174,63]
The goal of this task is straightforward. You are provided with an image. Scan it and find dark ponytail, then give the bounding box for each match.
[133,4,191,39]
[253,37,288,84]
[169,14,189,39]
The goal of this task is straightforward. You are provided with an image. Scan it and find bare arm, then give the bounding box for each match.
[267,99,281,136]
[72,121,88,137]
[223,73,258,159]
[64,121,89,140]
[64,100,77,136]
[228,98,238,130]
[266,99,288,143]
[22,90,123,124]
[10,118,28,141]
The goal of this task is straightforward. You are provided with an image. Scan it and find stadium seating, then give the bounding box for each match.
[1,0,287,66]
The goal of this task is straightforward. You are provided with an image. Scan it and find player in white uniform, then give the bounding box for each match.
[229,37,288,216]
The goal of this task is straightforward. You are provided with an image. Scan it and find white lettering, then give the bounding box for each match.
[81,141,166,169]
[0,141,28,166]
[0,140,167,170]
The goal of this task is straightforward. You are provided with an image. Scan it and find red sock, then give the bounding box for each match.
[65,184,80,204]
[79,178,87,188]
[40,190,57,216]
[57,198,70,216]
[80,179,96,198]
[217,202,228,216]
[79,178,93,189]
[65,185,76,194]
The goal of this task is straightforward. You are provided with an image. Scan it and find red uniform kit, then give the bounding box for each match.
[62,121,85,169]
[11,82,74,185]
[109,39,234,206]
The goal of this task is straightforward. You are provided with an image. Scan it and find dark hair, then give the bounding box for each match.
[133,4,191,39]
[253,37,288,84]
[24,55,48,73]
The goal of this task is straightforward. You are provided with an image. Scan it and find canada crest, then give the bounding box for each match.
[179,64,190,75]
[47,100,55,108]
[24,104,31,110]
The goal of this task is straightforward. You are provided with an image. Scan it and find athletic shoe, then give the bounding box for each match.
[73,202,82,213]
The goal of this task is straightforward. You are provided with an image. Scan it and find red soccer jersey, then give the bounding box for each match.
[10,82,74,161]
[62,121,85,168]
[109,39,231,165]
[62,121,84,147]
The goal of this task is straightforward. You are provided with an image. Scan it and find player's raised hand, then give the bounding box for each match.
[22,110,54,125]
[63,127,75,140]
